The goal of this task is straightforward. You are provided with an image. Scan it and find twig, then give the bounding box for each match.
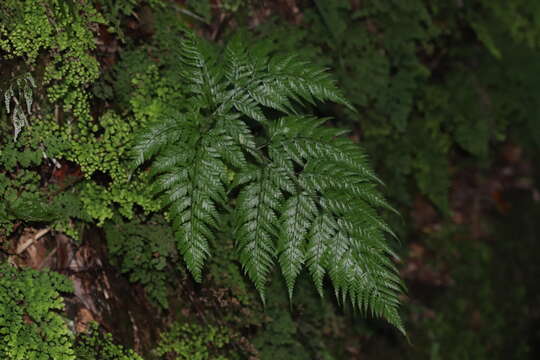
[16,227,51,255]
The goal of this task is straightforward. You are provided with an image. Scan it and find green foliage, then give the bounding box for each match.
[184,0,247,22]
[411,218,531,360]
[132,30,404,331]
[0,0,154,235]
[0,123,90,239]
[74,323,144,360]
[153,322,234,360]
[248,0,441,209]
[0,154,44,236]
[30,110,159,225]
[3,1,539,356]
[252,272,385,360]
[0,0,104,122]
[249,0,540,214]
[253,278,324,360]
[0,263,74,360]
[0,264,144,360]
[470,0,540,50]
[94,0,163,38]
[206,233,259,307]
[104,218,178,309]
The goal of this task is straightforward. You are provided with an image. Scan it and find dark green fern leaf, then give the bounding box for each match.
[132,30,405,333]
[277,193,317,299]
[234,166,284,302]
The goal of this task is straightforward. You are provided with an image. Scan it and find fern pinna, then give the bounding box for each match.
[132,31,405,333]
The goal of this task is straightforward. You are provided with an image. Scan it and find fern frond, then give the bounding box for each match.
[131,116,187,168]
[232,93,267,122]
[148,128,229,281]
[179,31,224,108]
[216,114,257,155]
[278,193,317,299]
[221,38,354,122]
[234,166,283,301]
[266,54,355,111]
[305,214,335,296]
[224,35,255,84]
[269,116,383,184]
[132,30,405,332]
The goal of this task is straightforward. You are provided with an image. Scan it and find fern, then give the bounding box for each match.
[132,31,405,333]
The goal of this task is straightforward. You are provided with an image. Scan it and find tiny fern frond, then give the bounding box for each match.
[132,30,405,333]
